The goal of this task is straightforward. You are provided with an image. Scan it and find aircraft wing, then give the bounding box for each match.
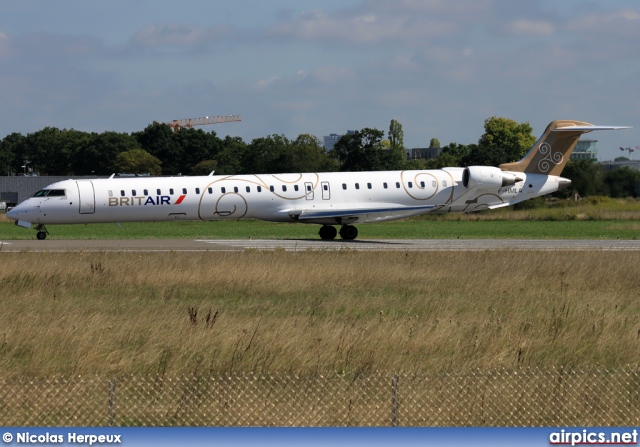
[294,204,445,222]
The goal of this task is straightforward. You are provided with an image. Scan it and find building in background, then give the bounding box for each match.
[323,131,355,151]
[570,139,598,161]
[406,147,442,160]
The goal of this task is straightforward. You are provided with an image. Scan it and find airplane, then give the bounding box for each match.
[6,120,630,240]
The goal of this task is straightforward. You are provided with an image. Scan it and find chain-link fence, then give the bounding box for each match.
[1,367,639,426]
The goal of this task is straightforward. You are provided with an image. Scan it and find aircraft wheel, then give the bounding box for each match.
[319,225,337,240]
[339,225,358,240]
[36,231,47,240]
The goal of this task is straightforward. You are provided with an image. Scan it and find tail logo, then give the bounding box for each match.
[538,142,564,173]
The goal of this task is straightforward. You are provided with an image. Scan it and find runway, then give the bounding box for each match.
[2,238,640,252]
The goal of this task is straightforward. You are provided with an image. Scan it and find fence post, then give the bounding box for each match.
[391,373,399,427]
[108,379,116,427]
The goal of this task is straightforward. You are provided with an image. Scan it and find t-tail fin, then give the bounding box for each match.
[499,120,631,175]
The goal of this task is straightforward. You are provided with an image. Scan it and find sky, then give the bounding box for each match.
[1,0,639,161]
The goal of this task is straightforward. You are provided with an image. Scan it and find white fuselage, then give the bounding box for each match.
[8,169,564,227]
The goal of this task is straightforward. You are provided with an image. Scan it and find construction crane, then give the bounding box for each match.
[619,146,639,160]
[156,115,241,133]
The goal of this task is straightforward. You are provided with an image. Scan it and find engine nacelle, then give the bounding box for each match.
[462,166,523,190]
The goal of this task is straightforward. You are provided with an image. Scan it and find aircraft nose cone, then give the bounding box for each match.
[6,206,19,220]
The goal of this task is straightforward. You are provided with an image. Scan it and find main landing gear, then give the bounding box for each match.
[318,225,358,240]
[35,224,49,240]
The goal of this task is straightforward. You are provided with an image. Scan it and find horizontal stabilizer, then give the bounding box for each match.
[554,125,631,132]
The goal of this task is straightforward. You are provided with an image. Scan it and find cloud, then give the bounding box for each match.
[507,19,554,36]
[119,22,239,56]
[566,8,640,38]
[0,31,10,57]
[266,1,492,46]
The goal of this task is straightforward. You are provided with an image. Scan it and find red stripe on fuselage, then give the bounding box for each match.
[174,194,186,204]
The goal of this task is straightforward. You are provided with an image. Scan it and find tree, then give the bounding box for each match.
[191,160,218,176]
[133,123,182,175]
[462,117,536,167]
[440,142,472,167]
[173,128,222,174]
[215,136,247,175]
[602,167,640,198]
[242,135,290,174]
[115,149,162,175]
[21,127,67,175]
[74,132,140,175]
[389,119,404,151]
[559,159,603,198]
[289,134,338,172]
[0,132,23,175]
[386,119,407,170]
[330,128,387,171]
[429,138,441,149]
[425,153,459,169]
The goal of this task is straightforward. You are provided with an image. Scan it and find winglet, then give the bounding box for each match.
[499,120,631,175]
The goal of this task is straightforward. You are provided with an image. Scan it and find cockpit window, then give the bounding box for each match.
[32,189,66,197]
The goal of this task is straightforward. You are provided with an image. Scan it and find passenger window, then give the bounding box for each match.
[132,190,136,196]
[108,190,113,197]
[323,185,328,191]
[246,186,250,193]
[306,185,311,191]
[257,186,262,192]
[282,185,287,192]
[120,190,125,197]
[367,183,372,189]
[342,183,347,190]
[408,182,413,188]
[208,187,213,194]
[432,181,436,188]
[234,187,238,193]
[144,189,148,196]
[270,186,274,192]
[396,182,400,189]
[420,181,425,188]
[294,185,299,192]
[443,181,447,187]
[355,183,360,190]
[157,189,162,195]
[383,183,388,189]
[170,189,174,195]
[195,188,200,194]
[182,188,187,194]
[221,187,226,193]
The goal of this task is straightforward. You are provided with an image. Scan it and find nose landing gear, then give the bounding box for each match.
[35,224,49,240]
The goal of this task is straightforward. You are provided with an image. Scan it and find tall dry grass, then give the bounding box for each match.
[1,250,640,377]
[422,197,640,221]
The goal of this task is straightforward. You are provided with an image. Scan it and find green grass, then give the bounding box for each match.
[2,218,640,240]
[3,197,640,240]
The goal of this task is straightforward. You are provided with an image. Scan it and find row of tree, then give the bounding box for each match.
[0,125,337,177]
[1,117,638,198]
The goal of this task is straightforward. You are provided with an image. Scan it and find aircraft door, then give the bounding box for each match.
[321,181,330,200]
[304,182,314,200]
[76,180,96,214]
